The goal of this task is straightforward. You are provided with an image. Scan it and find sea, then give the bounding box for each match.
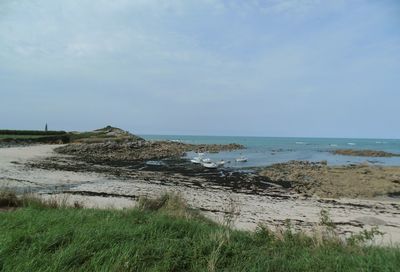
[140,135,400,168]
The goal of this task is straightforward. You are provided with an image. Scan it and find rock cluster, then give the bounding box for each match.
[332,149,400,157]
[56,140,244,163]
[260,161,326,196]
[260,161,400,198]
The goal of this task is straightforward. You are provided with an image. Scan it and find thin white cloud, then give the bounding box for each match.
[0,0,399,137]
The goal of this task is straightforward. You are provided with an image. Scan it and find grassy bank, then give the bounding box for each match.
[0,129,69,144]
[0,126,141,144]
[0,130,67,136]
[0,193,399,271]
[0,135,50,139]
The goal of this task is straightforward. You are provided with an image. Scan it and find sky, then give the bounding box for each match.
[0,0,399,138]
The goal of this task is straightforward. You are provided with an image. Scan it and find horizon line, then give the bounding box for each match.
[138,133,400,141]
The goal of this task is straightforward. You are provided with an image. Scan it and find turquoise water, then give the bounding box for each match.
[141,135,400,167]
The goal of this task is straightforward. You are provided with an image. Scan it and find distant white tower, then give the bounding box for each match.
[45,123,48,132]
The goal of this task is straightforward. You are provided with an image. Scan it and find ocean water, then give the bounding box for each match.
[140,135,400,167]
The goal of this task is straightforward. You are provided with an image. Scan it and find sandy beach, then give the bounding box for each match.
[1,144,400,245]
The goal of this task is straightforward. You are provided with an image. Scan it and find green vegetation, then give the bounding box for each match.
[0,129,69,143]
[67,131,109,142]
[0,192,399,271]
[68,126,143,143]
[0,130,67,136]
[0,126,142,144]
[0,135,48,139]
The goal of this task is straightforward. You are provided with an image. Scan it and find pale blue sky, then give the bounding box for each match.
[1,0,399,138]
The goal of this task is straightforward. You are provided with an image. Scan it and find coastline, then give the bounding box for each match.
[1,144,400,245]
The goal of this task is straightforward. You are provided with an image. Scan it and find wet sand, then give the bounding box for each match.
[1,145,400,245]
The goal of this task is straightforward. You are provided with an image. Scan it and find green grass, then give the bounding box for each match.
[0,127,144,144]
[0,131,110,142]
[68,131,124,143]
[0,130,66,136]
[0,135,52,139]
[0,129,69,143]
[0,193,399,271]
[68,131,105,140]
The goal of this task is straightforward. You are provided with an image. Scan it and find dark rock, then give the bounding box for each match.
[332,149,400,157]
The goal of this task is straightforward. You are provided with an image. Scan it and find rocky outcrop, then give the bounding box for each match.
[332,149,400,157]
[260,161,325,196]
[260,161,400,198]
[56,140,244,163]
[69,126,144,143]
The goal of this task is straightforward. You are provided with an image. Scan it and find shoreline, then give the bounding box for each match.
[1,144,400,245]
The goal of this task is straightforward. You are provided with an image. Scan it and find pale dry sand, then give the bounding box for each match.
[1,145,400,245]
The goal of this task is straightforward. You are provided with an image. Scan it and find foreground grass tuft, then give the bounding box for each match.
[138,193,204,221]
[0,191,22,208]
[0,193,399,271]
